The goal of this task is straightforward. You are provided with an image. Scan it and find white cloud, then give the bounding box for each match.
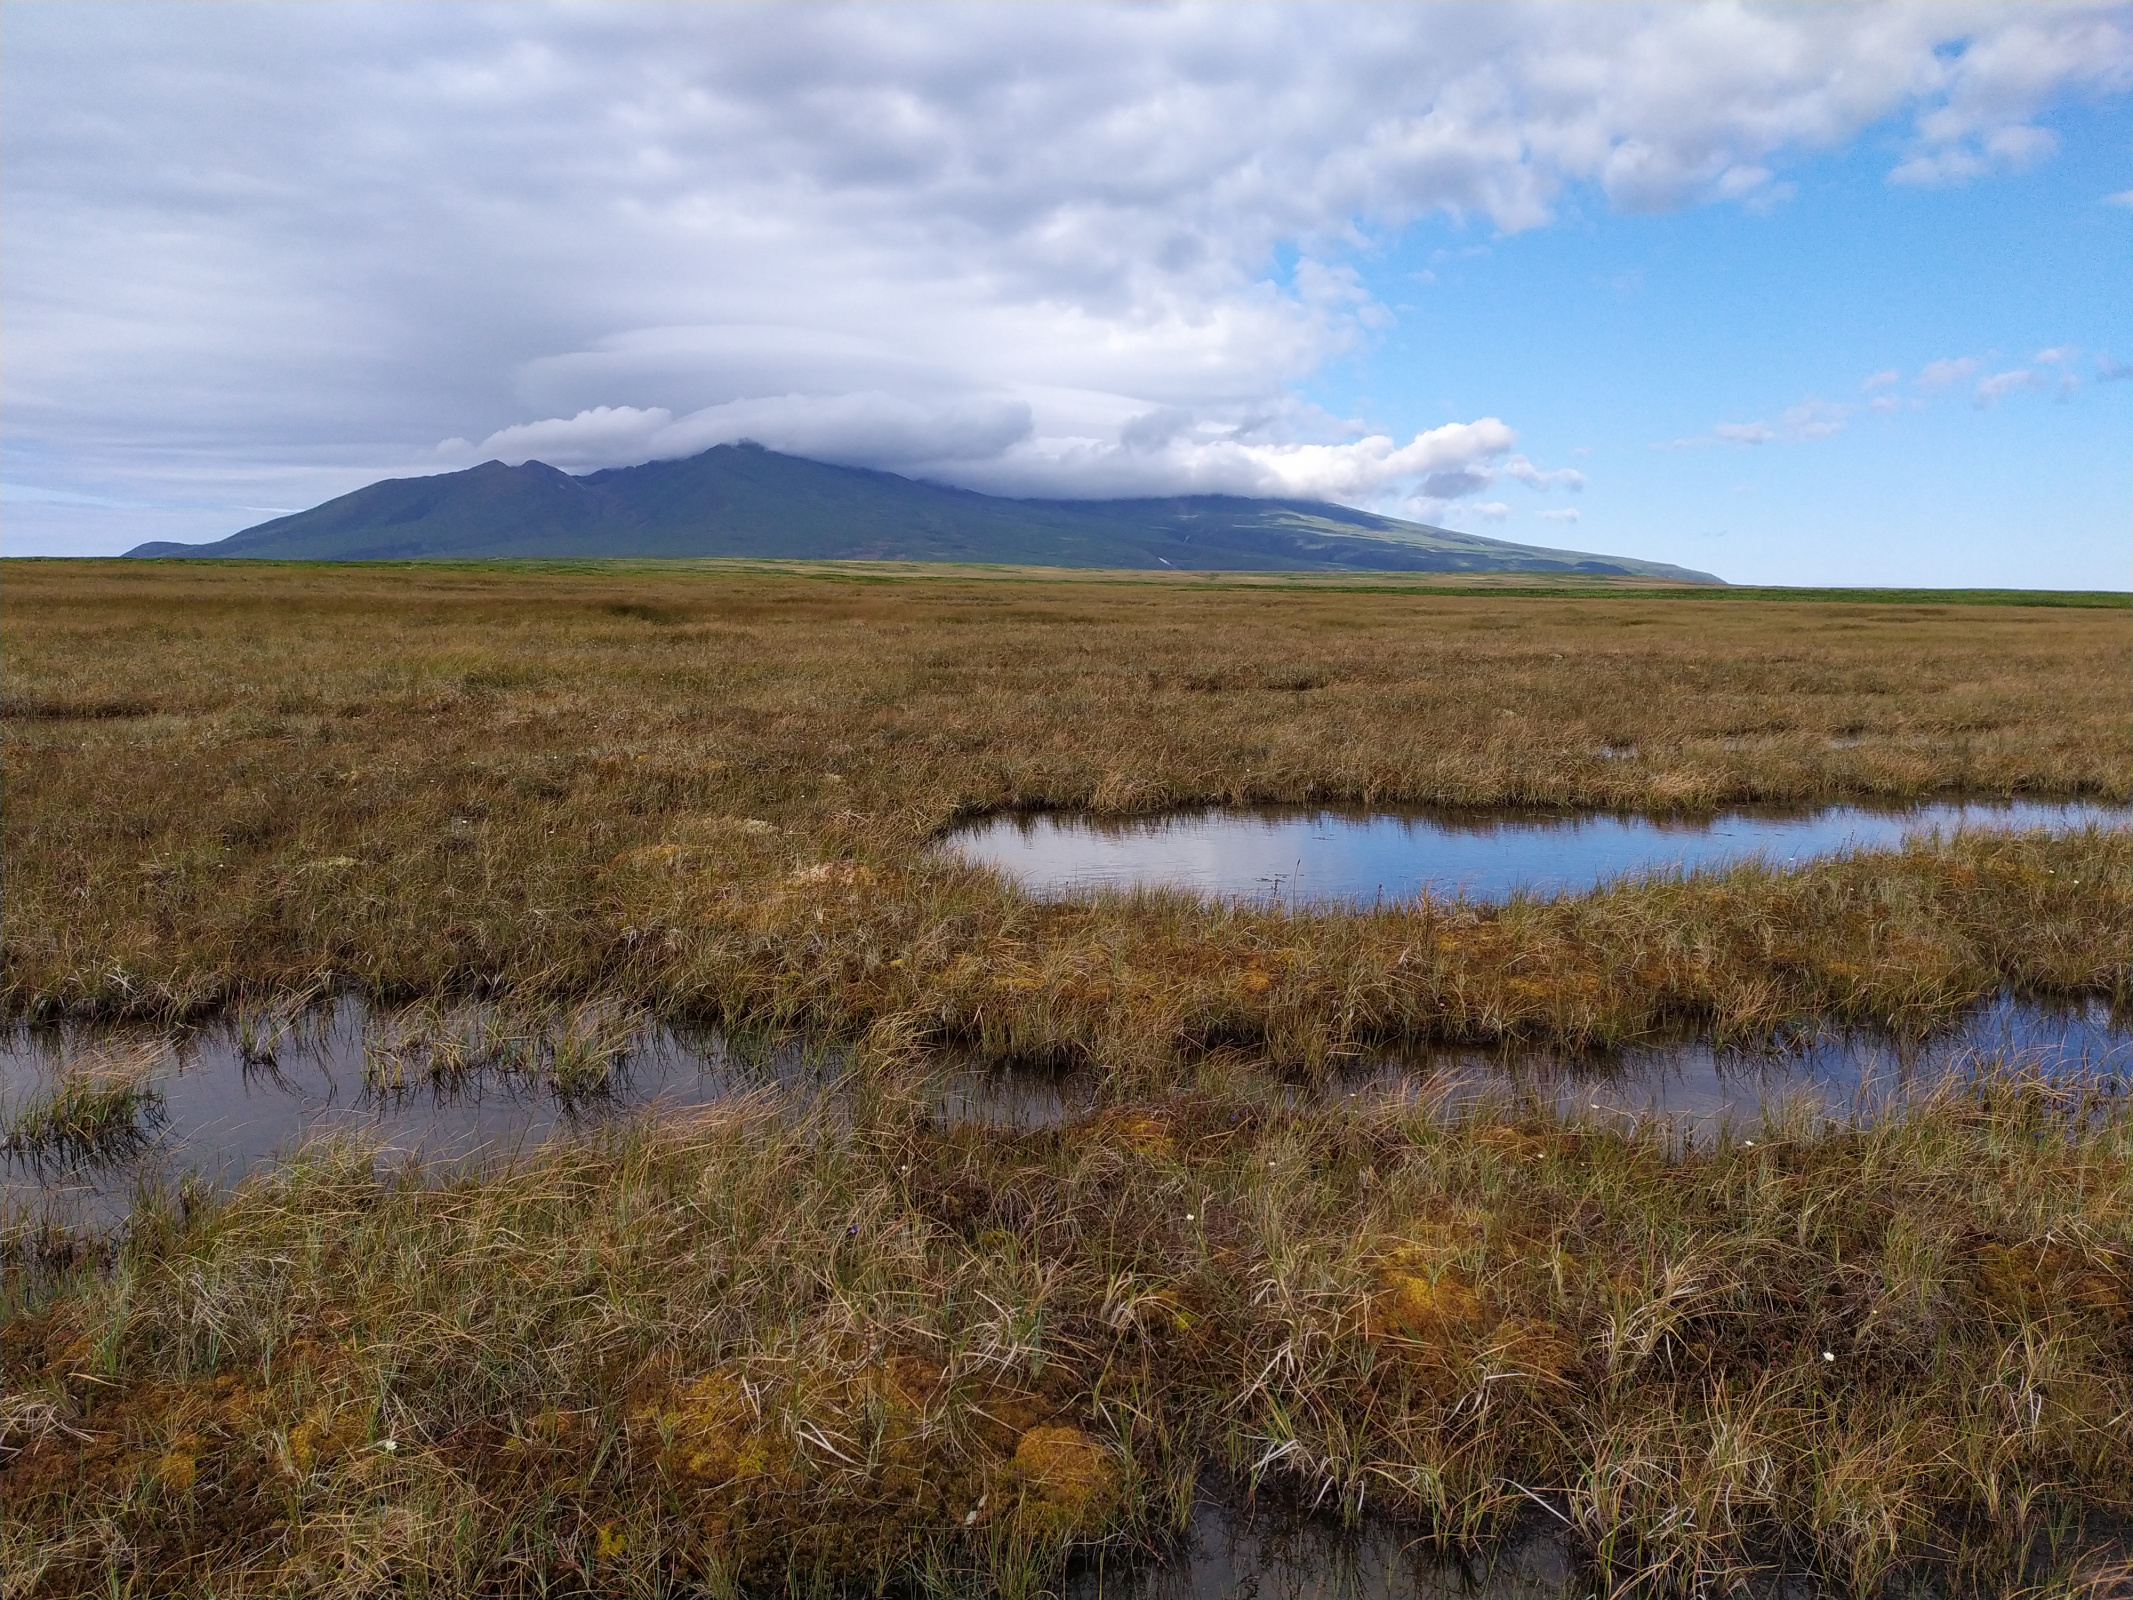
[1781,399,1851,440]
[478,394,1036,473]
[4,4,2129,531]
[1888,11,2130,187]
[2108,188,2133,208]
[1696,351,2091,435]
[1469,501,1512,522]
[1537,507,1581,523]
[955,417,1531,503]
[1684,397,1851,448]
[1713,422,1777,446]
[1974,368,2036,406]
[1917,357,1981,391]
[1499,455,1586,491]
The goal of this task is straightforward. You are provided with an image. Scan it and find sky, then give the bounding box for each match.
[3,2,2129,587]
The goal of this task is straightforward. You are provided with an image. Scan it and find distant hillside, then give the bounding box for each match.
[124,442,1723,581]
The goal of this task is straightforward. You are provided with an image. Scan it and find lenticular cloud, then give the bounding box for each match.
[471,400,1527,508]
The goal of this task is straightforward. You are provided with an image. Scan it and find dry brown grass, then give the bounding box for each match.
[3,560,2127,1062]
[4,1067,2129,1597]
[4,559,2132,1595]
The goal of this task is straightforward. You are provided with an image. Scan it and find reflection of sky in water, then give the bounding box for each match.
[6,994,2127,1226]
[1363,992,2131,1137]
[0,1006,842,1225]
[945,800,2131,906]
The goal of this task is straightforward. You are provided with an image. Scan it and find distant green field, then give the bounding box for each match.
[88,551,2133,607]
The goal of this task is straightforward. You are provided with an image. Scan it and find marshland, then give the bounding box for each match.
[3,558,2131,1597]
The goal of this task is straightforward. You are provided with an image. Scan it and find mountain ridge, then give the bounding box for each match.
[123,442,1723,581]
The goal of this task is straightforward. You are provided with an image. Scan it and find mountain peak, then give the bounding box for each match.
[123,444,1721,581]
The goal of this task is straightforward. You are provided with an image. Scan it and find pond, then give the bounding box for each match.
[942,799,2129,907]
[0,1002,1098,1226]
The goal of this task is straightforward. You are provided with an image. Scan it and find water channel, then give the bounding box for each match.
[943,799,2130,907]
[6,993,2125,1228]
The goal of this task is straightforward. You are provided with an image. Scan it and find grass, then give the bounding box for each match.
[360,998,648,1100]
[3,1064,2129,1597]
[1,1047,165,1163]
[3,557,2130,1594]
[2,559,2126,1061]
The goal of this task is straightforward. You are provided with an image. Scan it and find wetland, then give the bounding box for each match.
[2,559,2129,1597]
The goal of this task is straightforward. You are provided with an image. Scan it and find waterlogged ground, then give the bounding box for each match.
[1067,1499,1591,1600]
[1065,1495,2131,1600]
[7,994,2126,1227]
[946,800,2133,908]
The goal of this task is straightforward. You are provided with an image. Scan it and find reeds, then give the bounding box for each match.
[3,1064,2126,1596]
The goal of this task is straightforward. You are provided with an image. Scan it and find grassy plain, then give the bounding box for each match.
[3,559,2128,1055]
[3,558,2131,1596]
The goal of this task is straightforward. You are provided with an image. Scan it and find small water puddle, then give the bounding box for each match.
[945,800,2128,907]
[1364,993,2131,1134]
[0,1008,795,1225]
[1065,1493,2123,1599]
[1068,1498,1587,1600]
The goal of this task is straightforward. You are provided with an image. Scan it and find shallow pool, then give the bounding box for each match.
[6,994,2124,1226]
[944,799,2128,907]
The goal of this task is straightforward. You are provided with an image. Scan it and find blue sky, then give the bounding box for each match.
[1315,100,2133,587]
[4,3,2129,586]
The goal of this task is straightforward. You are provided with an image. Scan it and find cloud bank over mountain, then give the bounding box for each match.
[5,3,2127,550]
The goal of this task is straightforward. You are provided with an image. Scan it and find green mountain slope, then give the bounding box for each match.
[124,442,1722,581]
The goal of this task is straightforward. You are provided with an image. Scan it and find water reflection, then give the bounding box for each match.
[1362,993,2132,1136]
[6,993,2125,1228]
[944,800,2129,907]
[0,1005,811,1225]
[1067,1495,2118,1599]
[1069,1500,1589,1600]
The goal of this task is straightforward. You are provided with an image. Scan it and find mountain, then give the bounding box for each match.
[123,442,1723,581]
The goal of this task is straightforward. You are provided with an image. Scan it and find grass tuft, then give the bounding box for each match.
[2,1048,165,1163]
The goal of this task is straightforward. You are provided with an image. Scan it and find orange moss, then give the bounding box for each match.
[1974,1240,2132,1327]
[1007,1424,1118,1540]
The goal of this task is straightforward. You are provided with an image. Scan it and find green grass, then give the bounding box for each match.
[80,554,2132,605]
[360,999,646,1100]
